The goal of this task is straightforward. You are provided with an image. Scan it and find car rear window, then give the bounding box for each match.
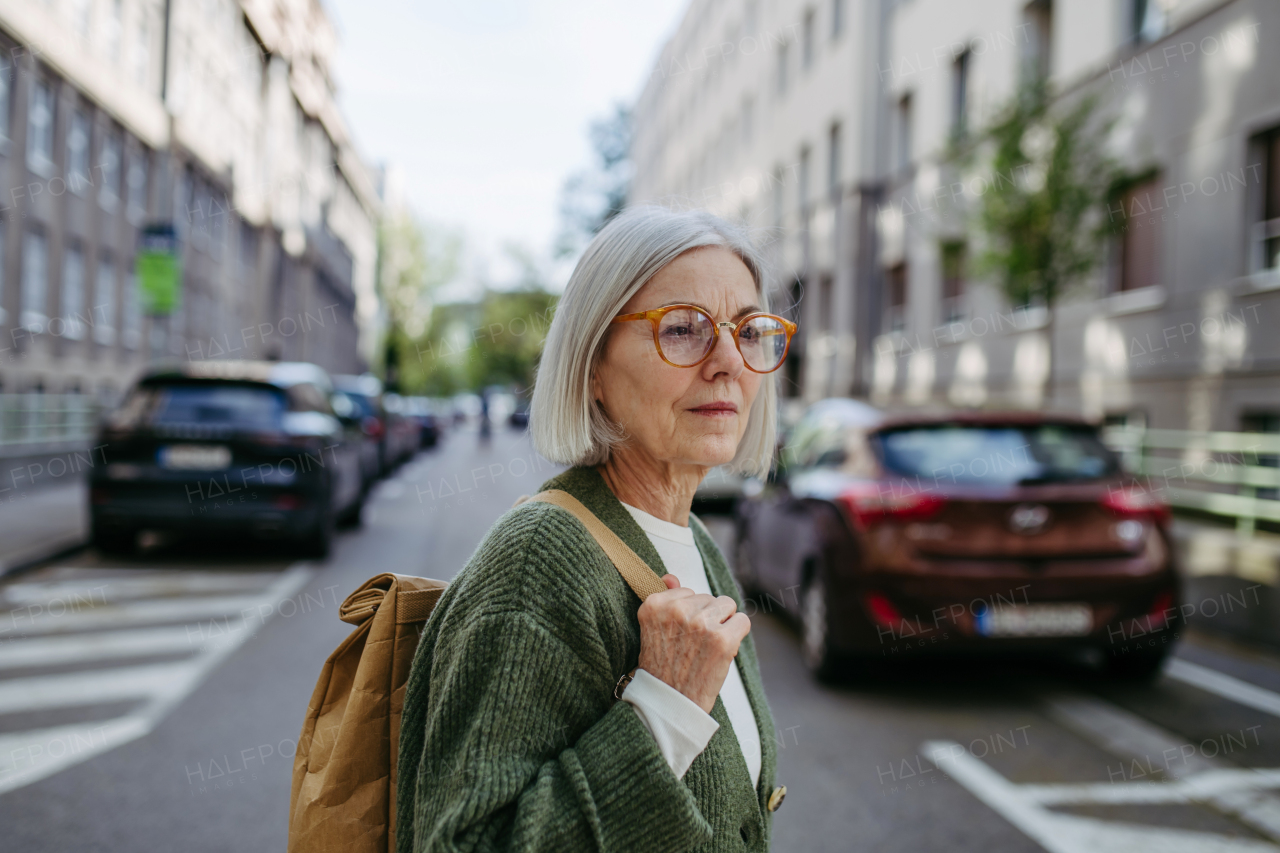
[113,382,286,430]
[873,424,1120,485]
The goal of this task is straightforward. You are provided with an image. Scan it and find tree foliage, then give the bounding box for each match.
[377,215,461,391]
[555,103,633,258]
[968,79,1120,310]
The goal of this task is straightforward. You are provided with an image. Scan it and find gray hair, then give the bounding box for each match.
[531,205,778,477]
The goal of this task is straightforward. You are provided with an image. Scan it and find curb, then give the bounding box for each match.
[0,536,89,582]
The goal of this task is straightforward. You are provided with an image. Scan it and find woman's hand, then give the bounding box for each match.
[636,575,751,714]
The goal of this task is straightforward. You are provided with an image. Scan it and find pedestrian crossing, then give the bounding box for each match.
[0,563,313,796]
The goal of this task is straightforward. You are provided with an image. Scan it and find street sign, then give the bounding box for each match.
[137,224,182,316]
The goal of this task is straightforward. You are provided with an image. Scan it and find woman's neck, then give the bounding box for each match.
[598,451,706,527]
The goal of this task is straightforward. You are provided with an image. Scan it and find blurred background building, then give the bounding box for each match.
[0,0,381,408]
[631,0,1280,436]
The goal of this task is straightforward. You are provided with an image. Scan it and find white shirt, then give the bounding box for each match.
[618,502,762,789]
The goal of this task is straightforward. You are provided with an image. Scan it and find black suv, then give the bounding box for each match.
[90,361,366,557]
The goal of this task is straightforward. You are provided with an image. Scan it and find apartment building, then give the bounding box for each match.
[632,0,1280,434]
[0,0,380,405]
[631,0,885,402]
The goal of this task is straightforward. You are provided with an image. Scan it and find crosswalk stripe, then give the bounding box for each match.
[0,594,273,637]
[1,573,281,605]
[0,716,150,797]
[0,562,315,796]
[0,621,248,671]
[1167,658,1280,719]
[0,661,192,715]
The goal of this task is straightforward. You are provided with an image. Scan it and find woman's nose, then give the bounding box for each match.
[702,327,745,377]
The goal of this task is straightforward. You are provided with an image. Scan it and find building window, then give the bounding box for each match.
[100,129,122,212]
[127,147,149,224]
[894,93,913,173]
[0,55,11,141]
[885,262,907,332]
[1116,177,1161,292]
[772,165,785,228]
[827,123,841,198]
[62,246,86,340]
[94,256,116,345]
[802,9,816,70]
[832,0,845,39]
[1130,0,1166,45]
[70,0,92,38]
[941,241,966,322]
[1022,0,1052,82]
[776,42,789,96]
[951,50,971,138]
[68,109,91,195]
[741,96,754,146]
[1252,126,1280,272]
[133,16,151,88]
[123,271,141,349]
[27,78,55,176]
[105,0,123,62]
[798,145,811,216]
[21,231,49,331]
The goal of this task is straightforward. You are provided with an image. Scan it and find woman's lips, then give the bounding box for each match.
[689,402,739,416]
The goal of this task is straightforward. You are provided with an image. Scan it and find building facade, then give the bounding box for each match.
[631,0,1280,434]
[0,0,380,406]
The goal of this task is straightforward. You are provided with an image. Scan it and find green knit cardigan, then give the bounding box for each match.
[396,466,779,852]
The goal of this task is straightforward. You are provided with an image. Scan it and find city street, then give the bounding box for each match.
[3,428,1280,852]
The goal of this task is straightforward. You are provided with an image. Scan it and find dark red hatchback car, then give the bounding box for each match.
[734,400,1180,679]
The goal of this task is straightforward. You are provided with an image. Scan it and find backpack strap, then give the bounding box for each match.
[518,489,668,602]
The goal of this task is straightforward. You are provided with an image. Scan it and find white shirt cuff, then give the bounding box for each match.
[621,668,720,780]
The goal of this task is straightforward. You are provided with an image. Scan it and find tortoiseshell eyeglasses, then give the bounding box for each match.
[611,304,797,374]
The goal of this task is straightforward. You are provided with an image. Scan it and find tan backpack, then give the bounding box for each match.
[286,489,665,853]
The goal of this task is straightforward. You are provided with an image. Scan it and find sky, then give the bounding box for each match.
[325,0,688,298]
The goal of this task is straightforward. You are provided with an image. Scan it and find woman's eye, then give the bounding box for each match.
[663,325,693,337]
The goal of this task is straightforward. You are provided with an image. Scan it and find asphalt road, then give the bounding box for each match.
[3,427,1280,852]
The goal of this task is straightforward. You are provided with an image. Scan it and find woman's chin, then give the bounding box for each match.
[682,436,740,469]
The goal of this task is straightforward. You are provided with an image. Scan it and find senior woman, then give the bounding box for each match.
[396,206,795,853]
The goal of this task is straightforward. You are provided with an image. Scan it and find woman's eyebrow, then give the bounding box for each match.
[655,301,764,318]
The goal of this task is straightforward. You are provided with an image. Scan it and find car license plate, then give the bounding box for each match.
[159,445,231,470]
[976,603,1092,637]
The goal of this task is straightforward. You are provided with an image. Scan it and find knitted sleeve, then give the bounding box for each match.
[399,509,715,853]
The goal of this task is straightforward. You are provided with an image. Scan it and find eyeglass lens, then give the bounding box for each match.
[656,308,787,372]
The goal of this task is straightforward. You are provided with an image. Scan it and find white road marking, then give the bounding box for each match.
[1,572,282,605]
[0,563,314,796]
[0,621,248,670]
[0,662,193,715]
[0,594,271,636]
[1045,692,1280,840]
[1167,659,1280,719]
[924,739,1280,853]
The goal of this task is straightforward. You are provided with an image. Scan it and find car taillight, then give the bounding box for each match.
[1102,487,1170,526]
[362,417,384,439]
[863,592,902,628]
[836,484,946,530]
[273,493,303,510]
[91,487,110,506]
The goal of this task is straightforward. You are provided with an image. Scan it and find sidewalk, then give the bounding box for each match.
[0,480,88,577]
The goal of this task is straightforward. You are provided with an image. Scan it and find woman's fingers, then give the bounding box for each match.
[661,574,681,590]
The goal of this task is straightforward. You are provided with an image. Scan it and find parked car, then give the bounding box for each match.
[402,396,442,448]
[90,361,366,558]
[330,389,382,493]
[332,374,417,474]
[381,393,422,463]
[734,400,1180,680]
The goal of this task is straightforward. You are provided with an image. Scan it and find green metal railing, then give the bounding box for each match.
[0,394,102,449]
[1103,426,1280,538]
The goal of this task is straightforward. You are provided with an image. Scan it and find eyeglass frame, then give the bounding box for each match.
[610,303,798,374]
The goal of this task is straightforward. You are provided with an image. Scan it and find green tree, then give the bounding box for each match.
[376,215,461,391]
[406,247,558,397]
[555,103,632,258]
[963,79,1123,402]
